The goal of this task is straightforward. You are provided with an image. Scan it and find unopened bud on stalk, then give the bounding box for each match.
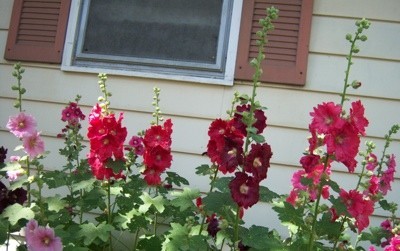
[351,80,362,89]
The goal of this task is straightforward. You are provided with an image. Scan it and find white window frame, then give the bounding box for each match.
[62,0,243,86]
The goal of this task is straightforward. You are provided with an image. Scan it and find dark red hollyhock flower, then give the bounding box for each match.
[143,145,173,172]
[229,172,259,209]
[218,137,244,174]
[87,152,125,180]
[233,104,267,135]
[300,154,321,173]
[244,143,272,181]
[0,181,27,213]
[206,214,221,238]
[0,146,7,163]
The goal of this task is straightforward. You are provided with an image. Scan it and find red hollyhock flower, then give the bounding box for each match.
[143,145,172,172]
[87,152,125,180]
[325,122,360,172]
[310,102,345,134]
[229,172,259,209]
[143,120,172,149]
[244,143,272,181]
[217,137,244,174]
[349,100,369,136]
[143,168,162,186]
[232,104,267,135]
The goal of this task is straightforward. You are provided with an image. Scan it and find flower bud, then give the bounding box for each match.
[351,80,362,89]
[345,33,352,41]
[360,35,368,42]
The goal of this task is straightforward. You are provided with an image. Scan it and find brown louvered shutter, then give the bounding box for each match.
[235,0,313,86]
[4,0,71,63]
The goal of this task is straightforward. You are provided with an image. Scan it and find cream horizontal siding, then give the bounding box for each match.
[0,0,399,242]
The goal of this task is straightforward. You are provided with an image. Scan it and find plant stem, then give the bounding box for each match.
[308,155,330,251]
[233,205,241,251]
[26,157,31,207]
[340,33,358,106]
[198,166,219,235]
[132,228,140,251]
[107,181,112,251]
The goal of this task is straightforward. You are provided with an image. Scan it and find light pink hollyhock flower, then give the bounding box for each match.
[28,226,63,251]
[22,131,45,158]
[25,219,38,243]
[6,112,37,138]
[10,155,21,162]
[7,169,23,181]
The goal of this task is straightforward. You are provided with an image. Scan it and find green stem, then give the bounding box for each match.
[308,156,330,251]
[26,157,31,207]
[233,206,241,251]
[132,228,140,251]
[107,182,112,251]
[198,166,219,235]
[332,217,347,250]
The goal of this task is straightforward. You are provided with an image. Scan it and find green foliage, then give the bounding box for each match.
[170,187,200,212]
[2,204,34,225]
[78,222,114,246]
[241,225,285,251]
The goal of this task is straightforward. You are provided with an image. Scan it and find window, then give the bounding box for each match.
[62,0,241,85]
[4,0,312,86]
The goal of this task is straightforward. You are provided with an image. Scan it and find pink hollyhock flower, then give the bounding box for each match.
[310,102,344,134]
[286,190,299,206]
[7,112,37,138]
[368,175,380,195]
[143,145,172,172]
[300,154,321,173]
[22,131,45,158]
[368,247,377,251]
[232,104,267,135]
[325,122,360,172]
[381,219,392,231]
[129,136,143,148]
[25,219,38,243]
[384,235,400,251]
[379,154,396,195]
[229,172,259,209]
[349,100,369,136]
[27,226,63,251]
[244,143,272,181]
[366,153,378,171]
[7,169,23,182]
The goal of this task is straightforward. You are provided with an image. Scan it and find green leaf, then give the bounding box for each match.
[78,222,113,246]
[46,195,67,212]
[0,161,21,171]
[165,171,189,187]
[72,178,96,191]
[213,177,232,193]
[137,235,162,251]
[241,225,284,250]
[315,212,342,239]
[42,170,68,188]
[0,218,8,244]
[139,192,165,213]
[188,235,208,251]
[272,202,304,228]
[195,164,212,176]
[202,191,235,215]
[322,179,341,193]
[259,185,280,203]
[105,158,126,173]
[2,204,34,225]
[162,223,190,251]
[114,208,142,230]
[251,133,265,143]
[359,226,388,246]
[170,187,200,211]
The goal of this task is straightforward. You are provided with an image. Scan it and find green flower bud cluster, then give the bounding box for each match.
[11,62,26,111]
[97,73,112,113]
[151,87,163,125]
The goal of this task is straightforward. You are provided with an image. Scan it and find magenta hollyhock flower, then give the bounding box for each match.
[368,175,380,195]
[61,102,85,126]
[244,143,272,181]
[300,154,321,173]
[310,102,345,134]
[229,172,259,209]
[349,100,369,136]
[27,225,63,251]
[379,154,396,195]
[380,219,392,231]
[384,235,400,251]
[366,153,378,171]
[22,131,45,158]
[325,122,360,172]
[7,112,37,138]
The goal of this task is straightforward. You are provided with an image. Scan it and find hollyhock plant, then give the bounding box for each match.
[0,181,27,213]
[25,220,63,251]
[22,131,45,158]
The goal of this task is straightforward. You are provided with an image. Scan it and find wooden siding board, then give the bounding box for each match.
[314,0,400,22]
[0,0,13,30]
[310,16,400,61]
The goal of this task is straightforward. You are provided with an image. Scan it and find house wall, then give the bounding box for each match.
[0,0,399,242]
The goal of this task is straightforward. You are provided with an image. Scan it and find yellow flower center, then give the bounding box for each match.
[239,184,249,194]
[253,157,262,168]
